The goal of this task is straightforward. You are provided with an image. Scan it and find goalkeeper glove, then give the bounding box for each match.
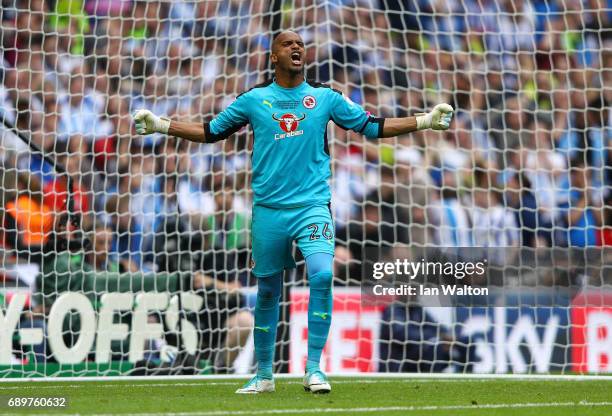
[132,109,171,135]
[415,104,454,131]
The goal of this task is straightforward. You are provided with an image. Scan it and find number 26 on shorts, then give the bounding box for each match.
[307,223,333,241]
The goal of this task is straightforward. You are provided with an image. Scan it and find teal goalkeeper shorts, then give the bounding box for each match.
[251,203,335,277]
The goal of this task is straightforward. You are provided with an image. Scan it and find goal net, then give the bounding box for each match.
[0,0,610,378]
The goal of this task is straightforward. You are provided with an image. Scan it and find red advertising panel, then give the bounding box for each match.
[289,287,384,374]
[571,292,612,373]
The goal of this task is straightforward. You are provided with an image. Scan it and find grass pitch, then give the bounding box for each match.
[1,377,611,416]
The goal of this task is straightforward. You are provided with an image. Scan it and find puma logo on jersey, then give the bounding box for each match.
[262,100,273,108]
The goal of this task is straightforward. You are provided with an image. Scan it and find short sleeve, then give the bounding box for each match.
[204,94,250,142]
[329,90,384,139]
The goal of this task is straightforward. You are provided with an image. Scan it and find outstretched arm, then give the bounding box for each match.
[132,110,207,143]
[168,120,207,142]
[329,89,454,138]
[380,104,455,137]
[133,94,249,144]
[381,117,418,137]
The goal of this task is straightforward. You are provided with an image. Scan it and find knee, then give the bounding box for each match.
[306,253,333,277]
[257,273,282,299]
[309,271,333,291]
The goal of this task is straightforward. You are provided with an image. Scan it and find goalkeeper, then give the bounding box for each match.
[133,31,453,394]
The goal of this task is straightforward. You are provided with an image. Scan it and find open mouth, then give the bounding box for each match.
[291,52,302,65]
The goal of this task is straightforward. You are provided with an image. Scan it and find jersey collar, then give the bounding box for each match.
[271,78,307,91]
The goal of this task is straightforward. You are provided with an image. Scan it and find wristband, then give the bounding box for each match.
[415,112,432,130]
[158,117,171,134]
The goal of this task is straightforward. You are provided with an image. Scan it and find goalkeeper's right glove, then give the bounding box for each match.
[132,109,171,135]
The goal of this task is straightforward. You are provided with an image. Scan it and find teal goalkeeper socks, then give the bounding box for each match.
[306,270,333,373]
[254,273,282,380]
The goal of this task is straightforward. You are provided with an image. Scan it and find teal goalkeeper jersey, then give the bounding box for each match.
[204,79,383,208]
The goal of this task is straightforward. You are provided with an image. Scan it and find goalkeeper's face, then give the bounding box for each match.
[271,31,305,75]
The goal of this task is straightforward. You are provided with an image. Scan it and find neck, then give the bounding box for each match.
[274,70,304,88]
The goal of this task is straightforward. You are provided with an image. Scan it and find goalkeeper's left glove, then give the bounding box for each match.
[415,104,454,131]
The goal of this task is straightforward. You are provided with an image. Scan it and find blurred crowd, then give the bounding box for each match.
[0,0,611,290]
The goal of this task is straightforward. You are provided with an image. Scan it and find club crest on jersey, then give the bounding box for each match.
[302,95,316,109]
[272,113,305,140]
